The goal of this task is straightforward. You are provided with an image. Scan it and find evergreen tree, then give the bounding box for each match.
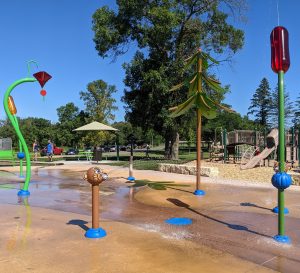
[269,85,294,128]
[293,95,300,128]
[247,78,272,128]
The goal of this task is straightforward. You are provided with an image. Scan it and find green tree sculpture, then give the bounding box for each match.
[169,49,233,195]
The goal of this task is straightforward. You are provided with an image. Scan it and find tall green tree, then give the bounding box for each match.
[293,95,300,128]
[79,80,118,123]
[57,102,80,123]
[0,117,54,150]
[204,110,256,140]
[92,0,245,158]
[269,85,294,128]
[55,102,86,147]
[247,78,272,128]
[79,80,118,146]
[111,121,133,145]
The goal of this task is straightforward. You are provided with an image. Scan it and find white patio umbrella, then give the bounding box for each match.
[73,121,118,132]
[73,121,119,160]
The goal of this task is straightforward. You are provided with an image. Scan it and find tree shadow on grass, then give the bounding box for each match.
[167,198,272,238]
[67,219,89,231]
[0,184,16,190]
[167,186,193,194]
[127,179,191,191]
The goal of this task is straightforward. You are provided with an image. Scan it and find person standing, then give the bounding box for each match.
[145,144,150,158]
[32,140,39,161]
[47,140,54,162]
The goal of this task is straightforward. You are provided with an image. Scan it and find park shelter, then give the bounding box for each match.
[73,121,119,160]
[73,121,118,132]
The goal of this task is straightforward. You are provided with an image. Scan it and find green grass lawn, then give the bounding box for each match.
[7,149,209,171]
[100,151,209,171]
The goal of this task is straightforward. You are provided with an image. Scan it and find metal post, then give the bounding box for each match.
[298,129,300,167]
[84,167,107,239]
[13,116,24,178]
[196,108,201,191]
[194,54,205,195]
[223,129,227,163]
[263,128,267,166]
[129,156,133,177]
[270,69,292,244]
[291,127,295,163]
[278,72,285,173]
[116,133,119,161]
[127,138,135,181]
[92,185,99,229]
[19,139,23,177]
[270,26,291,244]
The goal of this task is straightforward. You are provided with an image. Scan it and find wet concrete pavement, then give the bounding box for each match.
[0,165,300,272]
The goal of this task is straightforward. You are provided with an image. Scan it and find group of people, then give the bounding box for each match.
[32,139,54,162]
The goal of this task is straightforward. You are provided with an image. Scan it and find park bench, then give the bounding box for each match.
[0,150,16,165]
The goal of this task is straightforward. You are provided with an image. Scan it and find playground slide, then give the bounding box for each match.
[240,146,275,170]
[240,129,278,170]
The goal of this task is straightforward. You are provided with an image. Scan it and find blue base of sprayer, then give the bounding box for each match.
[272,206,289,214]
[194,189,205,196]
[17,190,30,196]
[273,234,291,244]
[19,175,25,178]
[85,228,107,239]
[165,217,192,226]
[127,176,135,181]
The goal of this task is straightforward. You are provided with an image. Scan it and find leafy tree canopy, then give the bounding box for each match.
[79,80,118,123]
[55,103,87,147]
[0,117,54,149]
[92,0,245,157]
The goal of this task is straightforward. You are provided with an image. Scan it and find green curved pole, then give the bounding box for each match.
[13,116,24,177]
[3,78,37,192]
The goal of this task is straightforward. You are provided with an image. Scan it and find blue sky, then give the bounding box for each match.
[0,0,299,124]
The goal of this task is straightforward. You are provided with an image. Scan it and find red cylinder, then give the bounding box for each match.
[270,26,290,73]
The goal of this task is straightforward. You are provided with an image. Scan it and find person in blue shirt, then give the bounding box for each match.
[47,140,54,162]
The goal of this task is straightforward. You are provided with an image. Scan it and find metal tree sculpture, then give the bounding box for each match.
[169,49,233,195]
[270,26,292,244]
[3,61,51,196]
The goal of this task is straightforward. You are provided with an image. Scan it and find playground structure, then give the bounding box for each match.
[240,129,278,170]
[209,128,300,169]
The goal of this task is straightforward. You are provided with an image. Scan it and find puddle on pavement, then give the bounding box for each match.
[1,168,300,272]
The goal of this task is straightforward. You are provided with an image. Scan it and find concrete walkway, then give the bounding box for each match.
[0,204,274,273]
[0,163,299,272]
